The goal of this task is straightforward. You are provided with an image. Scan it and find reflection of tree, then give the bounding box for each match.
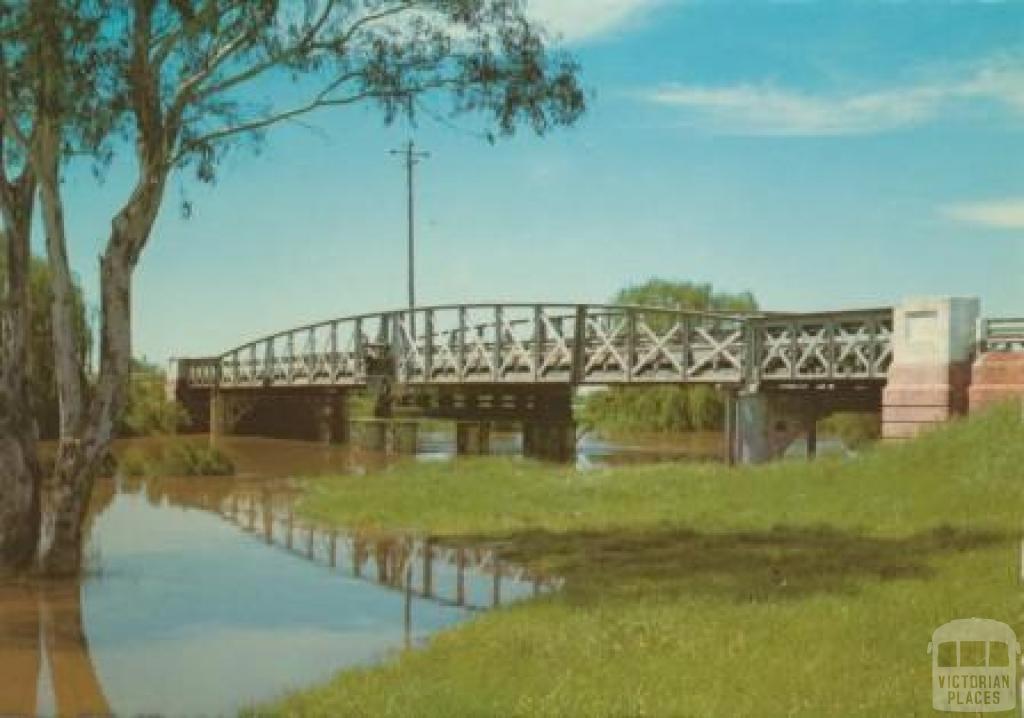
[0,584,40,715]
[0,582,109,717]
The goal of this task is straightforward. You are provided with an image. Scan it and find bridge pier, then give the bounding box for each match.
[209,390,253,439]
[522,421,577,462]
[882,297,979,440]
[455,422,491,455]
[349,419,418,454]
[730,392,819,464]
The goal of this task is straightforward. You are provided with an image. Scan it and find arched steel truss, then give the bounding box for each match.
[179,303,894,389]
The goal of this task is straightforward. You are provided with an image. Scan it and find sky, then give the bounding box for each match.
[55,0,1024,365]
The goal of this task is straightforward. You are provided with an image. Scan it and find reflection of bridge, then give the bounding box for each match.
[173,298,1024,463]
[192,486,557,620]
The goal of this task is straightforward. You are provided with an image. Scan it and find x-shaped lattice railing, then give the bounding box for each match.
[183,304,892,390]
[499,318,533,376]
[632,319,685,377]
[538,312,571,377]
[584,316,628,376]
[688,327,743,377]
[759,325,794,376]
[794,324,830,377]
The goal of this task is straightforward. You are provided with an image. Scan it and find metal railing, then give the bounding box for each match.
[177,303,894,390]
[978,318,1024,353]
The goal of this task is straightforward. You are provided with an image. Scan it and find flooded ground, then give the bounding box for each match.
[0,476,556,716]
[1,429,713,716]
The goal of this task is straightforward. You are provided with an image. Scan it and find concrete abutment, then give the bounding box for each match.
[882,297,979,440]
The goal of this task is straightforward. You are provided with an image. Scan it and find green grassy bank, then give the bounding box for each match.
[255,406,1023,717]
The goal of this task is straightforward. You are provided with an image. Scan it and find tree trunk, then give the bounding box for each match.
[36,203,150,575]
[0,400,40,574]
[37,248,132,575]
[30,0,170,575]
[0,182,42,575]
[33,124,95,576]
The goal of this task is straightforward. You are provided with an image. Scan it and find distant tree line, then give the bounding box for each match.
[2,244,183,440]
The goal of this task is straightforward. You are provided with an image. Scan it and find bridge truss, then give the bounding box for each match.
[180,303,894,391]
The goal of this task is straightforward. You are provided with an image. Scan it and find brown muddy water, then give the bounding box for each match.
[0,430,729,716]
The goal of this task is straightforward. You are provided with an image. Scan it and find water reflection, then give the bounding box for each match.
[0,476,556,716]
[0,582,110,717]
[4,427,705,716]
[137,428,724,480]
[204,481,559,614]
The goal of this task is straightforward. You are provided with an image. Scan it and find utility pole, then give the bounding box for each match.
[390,141,430,326]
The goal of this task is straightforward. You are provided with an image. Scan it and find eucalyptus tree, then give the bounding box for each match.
[0,0,585,575]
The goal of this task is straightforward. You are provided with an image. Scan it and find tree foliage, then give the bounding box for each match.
[0,244,90,439]
[27,259,90,439]
[119,359,187,437]
[0,0,587,574]
[614,278,758,314]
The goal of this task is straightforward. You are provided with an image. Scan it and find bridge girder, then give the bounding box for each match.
[176,303,894,393]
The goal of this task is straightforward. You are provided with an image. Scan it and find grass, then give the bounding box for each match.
[254,405,1023,717]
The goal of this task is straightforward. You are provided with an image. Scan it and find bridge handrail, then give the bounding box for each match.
[177,302,896,388]
[978,317,1024,351]
[751,307,894,320]
[213,302,753,361]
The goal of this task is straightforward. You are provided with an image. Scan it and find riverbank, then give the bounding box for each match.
[254,405,1023,717]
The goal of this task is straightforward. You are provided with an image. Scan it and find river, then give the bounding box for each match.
[0,430,726,716]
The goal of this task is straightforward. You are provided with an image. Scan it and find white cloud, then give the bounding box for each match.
[943,198,1024,230]
[641,54,1024,136]
[526,0,663,42]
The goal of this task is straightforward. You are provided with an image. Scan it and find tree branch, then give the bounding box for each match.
[189,2,413,104]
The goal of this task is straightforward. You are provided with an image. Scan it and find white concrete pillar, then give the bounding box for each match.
[882,297,980,440]
[735,393,816,464]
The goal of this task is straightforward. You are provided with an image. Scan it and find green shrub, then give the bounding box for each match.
[118,448,150,477]
[819,412,880,449]
[116,441,235,478]
[579,385,725,434]
[119,359,189,436]
[160,442,235,476]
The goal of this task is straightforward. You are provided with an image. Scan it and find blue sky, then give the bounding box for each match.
[57,1,1024,364]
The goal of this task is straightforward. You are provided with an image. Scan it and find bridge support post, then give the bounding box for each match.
[210,390,225,438]
[350,419,418,454]
[882,297,979,440]
[455,422,491,455]
[391,421,418,454]
[350,419,388,452]
[210,390,252,439]
[522,421,577,462]
[315,393,348,444]
[734,392,818,464]
[723,391,737,466]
